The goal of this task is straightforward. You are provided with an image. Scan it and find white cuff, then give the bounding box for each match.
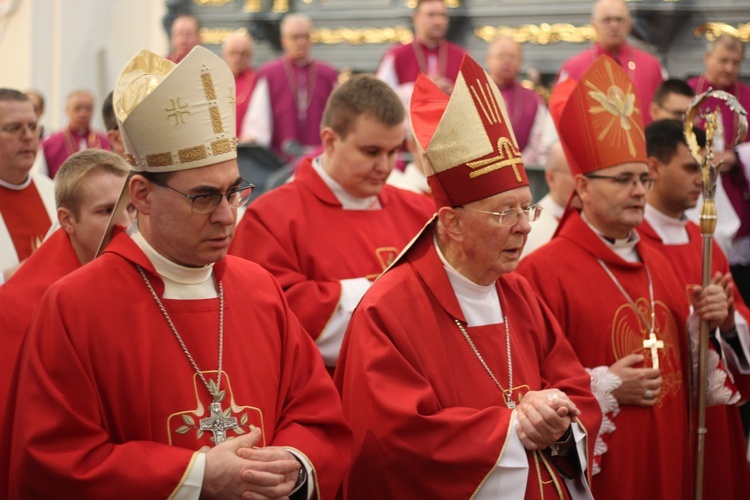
[173,451,205,500]
[316,278,371,366]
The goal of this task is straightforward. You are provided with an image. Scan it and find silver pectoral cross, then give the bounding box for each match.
[200,401,238,445]
[643,332,664,370]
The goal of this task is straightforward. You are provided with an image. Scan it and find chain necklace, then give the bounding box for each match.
[597,259,664,369]
[454,310,515,409]
[137,265,237,444]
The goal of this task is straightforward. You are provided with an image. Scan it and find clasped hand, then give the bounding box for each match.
[201,427,301,500]
[516,389,579,450]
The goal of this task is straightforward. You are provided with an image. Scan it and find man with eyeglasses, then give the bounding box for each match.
[638,118,750,498]
[5,46,352,499]
[557,0,664,126]
[239,13,338,161]
[231,75,434,372]
[335,55,601,499]
[0,88,56,284]
[518,56,733,500]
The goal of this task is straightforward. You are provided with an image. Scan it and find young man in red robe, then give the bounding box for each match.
[40,89,110,178]
[556,0,664,126]
[376,0,466,96]
[335,55,601,499]
[5,46,351,499]
[0,89,56,283]
[640,118,750,497]
[230,75,434,370]
[0,149,135,425]
[239,14,338,161]
[517,56,734,500]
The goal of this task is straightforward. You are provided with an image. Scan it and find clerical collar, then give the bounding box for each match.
[128,221,217,299]
[0,176,32,190]
[433,235,503,327]
[644,203,690,245]
[581,212,641,263]
[312,156,382,210]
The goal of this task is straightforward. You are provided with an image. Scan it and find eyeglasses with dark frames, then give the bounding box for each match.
[161,181,255,214]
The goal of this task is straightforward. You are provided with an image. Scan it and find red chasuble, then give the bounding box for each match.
[229,158,434,342]
[516,211,693,500]
[639,219,750,498]
[6,231,352,498]
[557,43,664,125]
[0,229,81,420]
[235,67,255,133]
[40,127,111,178]
[0,179,53,263]
[334,228,601,499]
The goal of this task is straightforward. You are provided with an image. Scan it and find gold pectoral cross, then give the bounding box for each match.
[200,401,238,445]
[643,332,664,370]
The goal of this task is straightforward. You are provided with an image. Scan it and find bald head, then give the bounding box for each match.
[591,0,632,52]
[280,14,313,61]
[222,29,254,77]
[486,37,522,88]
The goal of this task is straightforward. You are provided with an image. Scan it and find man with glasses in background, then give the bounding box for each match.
[517,56,734,499]
[0,89,55,284]
[5,46,351,499]
[557,0,664,125]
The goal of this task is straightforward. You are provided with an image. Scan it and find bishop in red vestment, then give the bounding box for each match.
[518,56,733,500]
[336,55,601,499]
[6,46,352,499]
[231,76,434,369]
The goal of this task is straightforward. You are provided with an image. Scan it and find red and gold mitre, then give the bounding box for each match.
[552,55,647,175]
[410,54,529,209]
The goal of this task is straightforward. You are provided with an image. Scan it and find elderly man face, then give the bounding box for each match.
[705,39,744,89]
[281,17,313,62]
[171,15,201,61]
[66,92,94,132]
[591,0,632,52]
[486,38,522,88]
[222,33,253,77]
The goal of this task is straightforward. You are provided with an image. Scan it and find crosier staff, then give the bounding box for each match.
[685,89,747,500]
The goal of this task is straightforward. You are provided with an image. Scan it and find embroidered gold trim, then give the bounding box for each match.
[179,145,208,163]
[124,154,136,166]
[146,152,174,167]
[467,138,523,180]
[209,106,223,134]
[211,139,232,156]
[202,72,217,101]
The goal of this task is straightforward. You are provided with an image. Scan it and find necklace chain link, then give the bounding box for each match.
[137,265,224,400]
[454,309,515,408]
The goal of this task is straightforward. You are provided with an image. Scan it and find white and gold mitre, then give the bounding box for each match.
[114,46,237,172]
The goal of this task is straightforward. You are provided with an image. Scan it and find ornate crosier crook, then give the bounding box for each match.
[685,89,747,500]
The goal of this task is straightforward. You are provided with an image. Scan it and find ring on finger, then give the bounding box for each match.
[644,389,654,400]
[547,393,558,401]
